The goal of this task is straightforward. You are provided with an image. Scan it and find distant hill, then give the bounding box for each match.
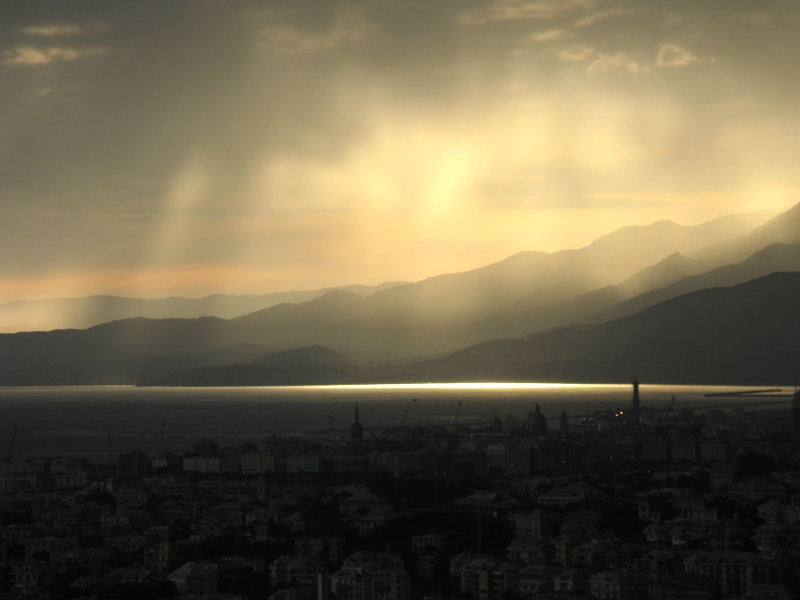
[467,251,709,341]
[692,201,800,266]
[0,281,406,333]
[155,272,800,386]
[0,318,279,385]
[590,242,800,323]
[395,272,800,386]
[225,212,768,360]
[157,345,358,386]
[502,240,800,337]
[253,345,351,365]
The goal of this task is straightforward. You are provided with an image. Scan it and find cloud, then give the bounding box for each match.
[259,8,376,54]
[529,7,630,43]
[574,8,631,28]
[586,52,645,75]
[556,45,595,61]
[656,44,700,67]
[23,25,82,36]
[1,46,106,67]
[459,0,595,26]
[21,22,110,37]
[532,28,567,42]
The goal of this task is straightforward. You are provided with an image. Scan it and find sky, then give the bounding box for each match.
[1,0,799,302]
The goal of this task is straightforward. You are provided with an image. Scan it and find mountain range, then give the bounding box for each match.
[390,271,800,386]
[0,282,405,334]
[2,203,800,385]
[161,272,800,387]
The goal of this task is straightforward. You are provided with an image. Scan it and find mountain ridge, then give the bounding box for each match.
[0,281,408,333]
[0,206,791,384]
[399,271,800,385]
[155,272,800,387]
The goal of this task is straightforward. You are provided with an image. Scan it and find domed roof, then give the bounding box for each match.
[530,403,548,435]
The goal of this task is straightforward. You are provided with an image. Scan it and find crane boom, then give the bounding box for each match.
[454,400,463,425]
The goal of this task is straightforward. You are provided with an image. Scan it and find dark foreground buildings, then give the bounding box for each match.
[1,384,800,599]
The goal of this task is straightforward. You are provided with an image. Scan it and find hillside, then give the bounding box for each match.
[397,272,800,385]
[157,346,358,386]
[591,242,800,323]
[228,212,768,360]
[692,201,800,266]
[0,281,406,333]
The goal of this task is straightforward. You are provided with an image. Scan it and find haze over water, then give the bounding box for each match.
[0,384,791,460]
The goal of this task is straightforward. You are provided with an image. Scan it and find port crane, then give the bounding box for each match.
[454,400,463,425]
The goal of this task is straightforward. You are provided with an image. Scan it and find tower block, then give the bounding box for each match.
[631,378,641,427]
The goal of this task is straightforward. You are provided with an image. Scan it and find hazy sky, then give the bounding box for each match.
[1,0,799,301]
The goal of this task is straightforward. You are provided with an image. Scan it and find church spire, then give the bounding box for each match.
[351,403,364,448]
[560,410,569,436]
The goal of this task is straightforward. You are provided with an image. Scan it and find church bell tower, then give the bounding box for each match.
[350,404,364,448]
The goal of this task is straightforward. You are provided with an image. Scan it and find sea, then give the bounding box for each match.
[0,383,793,461]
